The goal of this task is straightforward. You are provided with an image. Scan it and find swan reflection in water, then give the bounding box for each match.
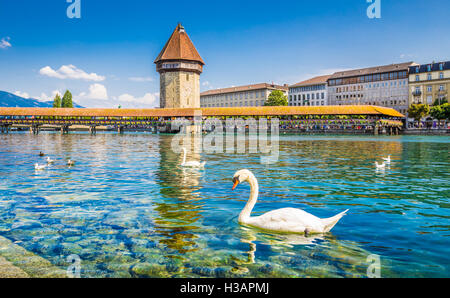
[236,225,387,278]
[238,226,325,264]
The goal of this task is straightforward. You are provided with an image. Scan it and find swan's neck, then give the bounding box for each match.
[239,174,259,223]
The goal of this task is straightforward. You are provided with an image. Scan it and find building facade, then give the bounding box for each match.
[408,61,450,106]
[200,83,288,107]
[288,75,331,106]
[328,62,416,114]
[155,24,204,109]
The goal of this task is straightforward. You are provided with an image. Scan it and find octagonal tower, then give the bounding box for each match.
[155,24,205,109]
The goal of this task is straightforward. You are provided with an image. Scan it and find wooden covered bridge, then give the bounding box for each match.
[0,105,405,135]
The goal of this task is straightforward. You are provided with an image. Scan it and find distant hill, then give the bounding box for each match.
[0,91,83,108]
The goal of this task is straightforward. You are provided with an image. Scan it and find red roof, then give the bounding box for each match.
[290,75,332,88]
[154,24,204,65]
[201,83,288,96]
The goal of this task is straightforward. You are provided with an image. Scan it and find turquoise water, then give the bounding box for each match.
[0,132,449,277]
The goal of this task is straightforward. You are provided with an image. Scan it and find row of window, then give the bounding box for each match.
[201,90,267,103]
[332,80,407,93]
[289,84,326,93]
[289,92,325,102]
[414,85,446,93]
[289,101,326,106]
[413,63,446,73]
[335,99,407,106]
[202,100,266,108]
[329,71,408,86]
[414,72,446,81]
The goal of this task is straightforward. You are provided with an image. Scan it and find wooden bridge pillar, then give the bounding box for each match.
[60,125,70,135]
[30,125,40,135]
[89,126,97,135]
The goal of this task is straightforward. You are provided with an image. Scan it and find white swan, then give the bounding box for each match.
[46,157,54,164]
[34,163,46,171]
[375,161,386,169]
[181,147,206,168]
[232,169,348,234]
[382,155,391,164]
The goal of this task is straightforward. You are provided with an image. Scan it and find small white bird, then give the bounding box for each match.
[382,155,391,164]
[375,161,386,169]
[67,160,75,166]
[34,163,46,171]
[181,147,206,168]
[46,157,54,164]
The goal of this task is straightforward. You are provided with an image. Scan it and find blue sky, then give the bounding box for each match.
[0,0,449,108]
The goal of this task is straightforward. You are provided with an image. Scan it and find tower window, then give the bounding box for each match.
[186,74,190,81]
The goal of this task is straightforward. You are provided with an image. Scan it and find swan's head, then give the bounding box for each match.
[232,169,253,190]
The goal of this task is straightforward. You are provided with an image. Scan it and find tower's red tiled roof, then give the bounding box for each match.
[154,24,204,65]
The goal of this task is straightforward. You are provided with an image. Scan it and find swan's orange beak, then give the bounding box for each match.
[232,177,239,190]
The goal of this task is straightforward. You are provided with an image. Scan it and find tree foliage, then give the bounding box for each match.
[52,94,61,108]
[264,90,288,107]
[407,104,430,122]
[433,97,447,106]
[61,90,73,108]
[430,103,450,120]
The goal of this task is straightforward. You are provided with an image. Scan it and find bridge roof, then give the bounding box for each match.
[0,106,405,118]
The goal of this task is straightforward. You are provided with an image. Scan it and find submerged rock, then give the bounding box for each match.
[131,262,169,278]
[191,266,215,277]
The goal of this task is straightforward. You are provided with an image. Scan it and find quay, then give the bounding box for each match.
[0,106,404,135]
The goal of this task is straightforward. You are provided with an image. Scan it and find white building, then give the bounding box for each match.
[200,83,288,107]
[288,75,331,106]
[327,62,416,115]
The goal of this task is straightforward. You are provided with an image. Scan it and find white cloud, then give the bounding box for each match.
[0,37,11,49]
[78,83,108,100]
[37,90,62,102]
[117,92,159,106]
[129,76,153,82]
[39,65,105,81]
[400,54,414,59]
[14,91,30,99]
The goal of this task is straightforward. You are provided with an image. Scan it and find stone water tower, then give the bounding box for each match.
[155,24,205,109]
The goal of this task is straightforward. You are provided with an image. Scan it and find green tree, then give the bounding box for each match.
[61,90,73,108]
[52,94,61,108]
[431,103,450,128]
[433,97,448,106]
[264,90,288,106]
[430,105,444,120]
[443,103,450,120]
[407,104,430,127]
